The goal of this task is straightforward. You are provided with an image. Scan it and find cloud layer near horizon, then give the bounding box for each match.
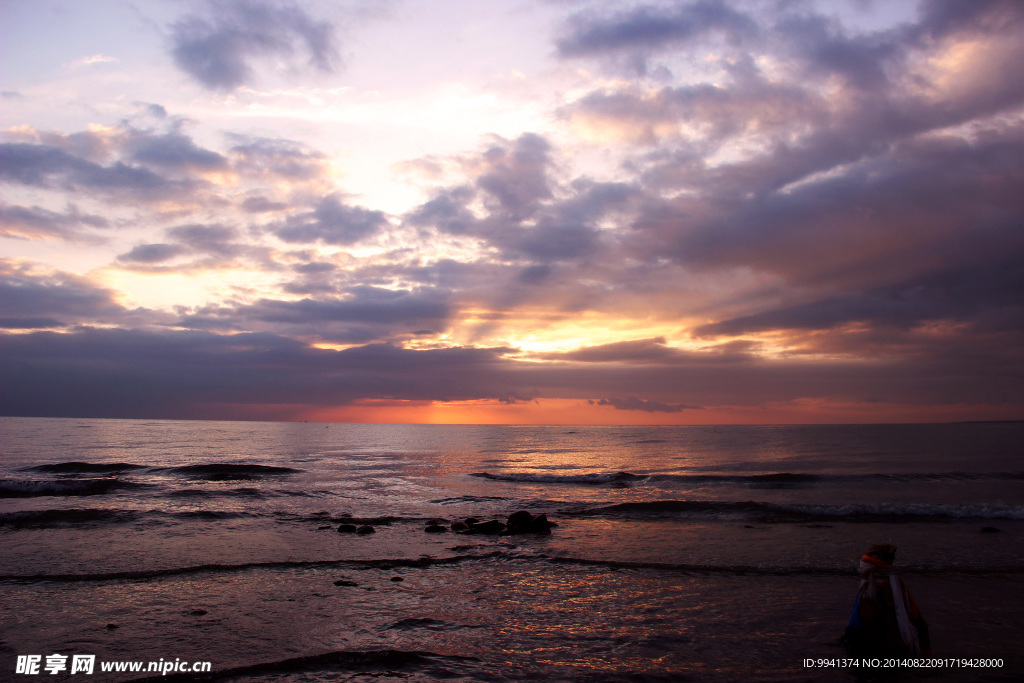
[2,0,1023,422]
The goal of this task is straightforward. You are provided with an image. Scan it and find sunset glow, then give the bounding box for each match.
[2,0,1023,424]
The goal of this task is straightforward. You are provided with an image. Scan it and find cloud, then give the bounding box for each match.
[170,0,340,91]
[595,396,701,413]
[405,136,640,265]
[0,260,125,328]
[695,251,1024,340]
[229,136,330,182]
[273,195,390,246]
[475,133,554,220]
[116,222,268,271]
[175,285,452,343]
[564,58,821,146]
[66,54,119,69]
[118,243,191,264]
[0,143,170,193]
[0,203,109,242]
[634,123,1024,289]
[556,1,757,58]
[0,329,518,418]
[127,132,228,171]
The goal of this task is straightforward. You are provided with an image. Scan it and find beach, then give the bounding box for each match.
[2,418,1022,681]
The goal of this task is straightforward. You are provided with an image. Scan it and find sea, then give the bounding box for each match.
[1,418,1022,682]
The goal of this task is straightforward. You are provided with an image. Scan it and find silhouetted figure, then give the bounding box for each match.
[842,543,930,657]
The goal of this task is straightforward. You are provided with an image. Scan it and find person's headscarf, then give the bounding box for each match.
[858,543,921,654]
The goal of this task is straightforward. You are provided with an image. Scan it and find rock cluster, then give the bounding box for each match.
[333,510,557,537]
[422,510,556,536]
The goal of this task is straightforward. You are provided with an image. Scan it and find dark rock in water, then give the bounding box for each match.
[507,510,534,527]
[390,576,404,582]
[451,521,469,531]
[189,609,208,616]
[424,524,448,533]
[317,525,333,530]
[356,525,376,535]
[505,511,555,535]
[337,524,358,533]
[426,518,446,526]
[105,624,119,630]
[465,519,506,535]
[464,517,481,526]
[334,579,358,587]
[980,526,1002,533]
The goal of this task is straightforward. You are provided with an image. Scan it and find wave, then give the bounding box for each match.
[472,470,1024,487]
[4,549,1021,590]
[570,499,1024,522]
[542,555,1024,577]
[164,487,267,499]
[21,461,147,474]
[155,463,304,480]
[0,507,255,529]
[0,478,150,498]
[430,494,512,505]
[472,471,643,485]
[0,508,140,528]
[0,551,507,583]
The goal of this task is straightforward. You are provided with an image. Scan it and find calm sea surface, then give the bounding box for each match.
[2,418,1022,681]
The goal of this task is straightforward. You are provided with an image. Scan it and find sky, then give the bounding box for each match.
[1,0,1023,424]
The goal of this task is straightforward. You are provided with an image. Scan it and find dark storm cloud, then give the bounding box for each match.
[0,203,109,242]
[273,195,390,246]
[0,260,124,327]
[556,0,757,57]
[170,0,339,91]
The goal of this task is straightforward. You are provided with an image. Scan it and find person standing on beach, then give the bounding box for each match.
[842,543,930,657]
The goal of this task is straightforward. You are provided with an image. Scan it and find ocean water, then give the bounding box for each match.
[1,418,1022,681]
